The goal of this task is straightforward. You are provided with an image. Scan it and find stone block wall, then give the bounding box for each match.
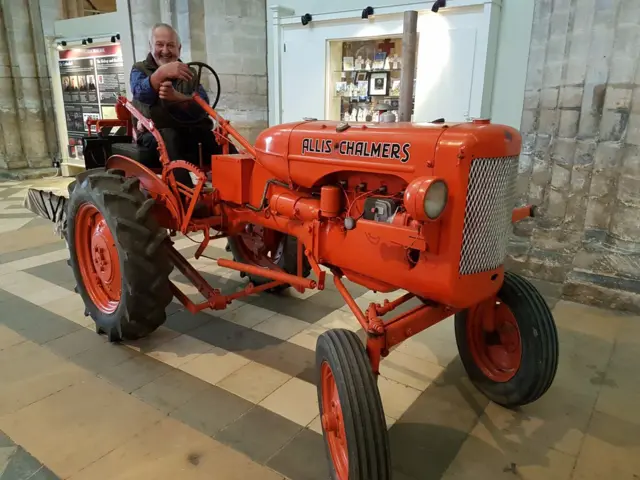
[508,0,640,312]
[129,0,269,144]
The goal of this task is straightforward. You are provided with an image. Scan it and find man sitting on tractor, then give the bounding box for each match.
[129,23,227,200]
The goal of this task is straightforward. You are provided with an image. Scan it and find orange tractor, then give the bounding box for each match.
[65,62,558,479]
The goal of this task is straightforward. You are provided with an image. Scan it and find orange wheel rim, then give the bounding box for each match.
[467,300,521,382]
[74,203,121,314]
[320,361,349,480]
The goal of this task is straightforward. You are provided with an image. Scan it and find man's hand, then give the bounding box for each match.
[158,81,187,102]
[150,61,192,90]
[158,61,192,82]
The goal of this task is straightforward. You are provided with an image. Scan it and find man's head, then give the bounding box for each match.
[149,23,181,65]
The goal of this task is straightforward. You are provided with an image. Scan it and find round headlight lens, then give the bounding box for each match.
[424,180,448,219]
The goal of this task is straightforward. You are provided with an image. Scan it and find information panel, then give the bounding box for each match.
[58,44,126,160]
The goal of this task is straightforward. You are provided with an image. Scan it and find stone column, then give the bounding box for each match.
[2,0,51,169]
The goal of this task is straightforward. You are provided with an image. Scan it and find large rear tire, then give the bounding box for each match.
[315,329,391,480]
[66,169,173,342]
[455,271,558,408]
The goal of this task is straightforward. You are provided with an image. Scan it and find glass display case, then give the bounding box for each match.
[326,36,416,122]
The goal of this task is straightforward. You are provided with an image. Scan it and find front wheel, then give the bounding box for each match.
[315,329,391,480]
[455,271,559,408]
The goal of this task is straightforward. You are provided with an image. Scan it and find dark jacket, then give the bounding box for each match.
[131,53,212,130]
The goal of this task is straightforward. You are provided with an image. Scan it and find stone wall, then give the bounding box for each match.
[0,0,60,173]
[129,0,269,143]
[508,0,640,311]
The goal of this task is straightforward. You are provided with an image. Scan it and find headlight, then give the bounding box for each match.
[404,177,448,222]
[424,180,448,219]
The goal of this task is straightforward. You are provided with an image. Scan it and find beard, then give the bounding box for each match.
[153,52,176,65]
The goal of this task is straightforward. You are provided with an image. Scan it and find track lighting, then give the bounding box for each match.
[361,6,374,19]
[431,0,446,13]
[301,13,312,26]
[87,37,93,44]
[81,39,87,45]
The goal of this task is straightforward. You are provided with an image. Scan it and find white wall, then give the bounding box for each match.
[267,0,535,129]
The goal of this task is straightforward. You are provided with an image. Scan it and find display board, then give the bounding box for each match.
[58,44,126,160]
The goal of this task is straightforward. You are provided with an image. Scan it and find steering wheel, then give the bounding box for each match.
[161,61,221,126]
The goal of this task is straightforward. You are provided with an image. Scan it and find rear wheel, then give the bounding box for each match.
[227,224,310,293]
[455,272,558,407]
[315,329,391,480]
[66,169,173,341]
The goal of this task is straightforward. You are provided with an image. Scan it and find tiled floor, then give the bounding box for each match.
[1,178,640,479]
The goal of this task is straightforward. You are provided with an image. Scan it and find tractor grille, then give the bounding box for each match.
[459,156,519,276]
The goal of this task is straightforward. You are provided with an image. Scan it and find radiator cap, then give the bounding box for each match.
[472,118,491,124]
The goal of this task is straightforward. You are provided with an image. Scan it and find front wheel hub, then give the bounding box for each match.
[467,300,522,382]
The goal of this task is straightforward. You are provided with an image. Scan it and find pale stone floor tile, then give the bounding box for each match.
[377,376,422,420]
[307,415,324,435]
[220,303,277,328]
[40,294,87,318]
[67,416,284,480]
[0,217,32,234]
[315,309,361,332]
[0,341,92,417]
[442,418,577,480]
[0,376,165,479]
[288,324,328,351]
[146,334,215,368]
[379,349,444,390]
[338,294,374,313]
[0,325,27,351]
[217,361,291,403]
[0,248,68,276]
[572,410,640,479]
[0,272,75,306]
[179,347,250,386]
[479,390,594,458]
[252,313,309,340]
[553,300,624,342]
[260,377,319,427]
[281,285,320,300]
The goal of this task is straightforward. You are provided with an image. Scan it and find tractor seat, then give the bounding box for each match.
[110,142,161,169]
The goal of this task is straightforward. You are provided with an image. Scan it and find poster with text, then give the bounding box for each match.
[58,44,126,160]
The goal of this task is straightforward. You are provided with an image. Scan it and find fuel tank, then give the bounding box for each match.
[254,120,450,188]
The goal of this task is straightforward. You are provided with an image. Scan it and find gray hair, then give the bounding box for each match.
[149,22,181,47]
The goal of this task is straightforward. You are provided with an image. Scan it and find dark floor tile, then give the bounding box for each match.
[132,368,210,414]
[164,309,211,334]
[0,240,65,265]
[388,359,487,480]
[0,212,38,219]
[98,353,173,393]
[20,217,57,230]
[305,289,346,311]
[24,260,75,290]
[216,406,303,463]
[43,328,106,359]
[266,428,329,480]
[165,301,183,316]
[189,319,315,380]
[0,430,13,448]
[170,384,254,437]
[19,315,82,345]
[72,340,137,374]
[1,446,60,480]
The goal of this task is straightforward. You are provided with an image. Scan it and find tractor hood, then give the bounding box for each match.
[253,119,520,188]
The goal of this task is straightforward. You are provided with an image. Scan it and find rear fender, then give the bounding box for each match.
[105,154,182,229]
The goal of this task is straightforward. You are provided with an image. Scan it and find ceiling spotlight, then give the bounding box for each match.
[301,13,312,26]
[87,37,93,44]
[110,36,116,43]
[116,33,121,40]
[81,39,87,45]
[61,40,67,47]
[362,6,374,19]
[432,0,446,12]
